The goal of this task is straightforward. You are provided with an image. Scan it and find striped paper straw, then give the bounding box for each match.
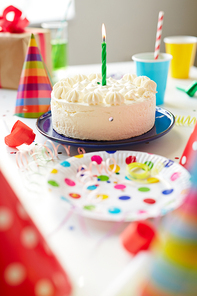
[154,11,164,60]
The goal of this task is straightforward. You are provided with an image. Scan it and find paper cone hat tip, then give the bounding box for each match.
[31,33,35,39]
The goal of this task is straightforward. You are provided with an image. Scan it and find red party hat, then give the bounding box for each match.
[15,34,52,118]
[179,122,197,171]
[0,171,72,295]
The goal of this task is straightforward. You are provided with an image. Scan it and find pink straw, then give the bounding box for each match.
[154,11,164,60]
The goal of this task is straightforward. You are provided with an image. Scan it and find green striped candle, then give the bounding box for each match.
[102,24,107,86]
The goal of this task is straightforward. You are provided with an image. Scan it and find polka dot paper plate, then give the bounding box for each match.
[46,151,191,221]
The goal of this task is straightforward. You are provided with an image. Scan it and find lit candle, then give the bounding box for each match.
[102,23,107,86]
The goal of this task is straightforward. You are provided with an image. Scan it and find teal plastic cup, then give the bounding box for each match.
[132,53,172,105]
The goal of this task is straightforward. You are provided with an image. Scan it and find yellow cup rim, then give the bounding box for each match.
[164,36,197,44]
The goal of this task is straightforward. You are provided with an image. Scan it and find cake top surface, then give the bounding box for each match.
[52,74,157,106]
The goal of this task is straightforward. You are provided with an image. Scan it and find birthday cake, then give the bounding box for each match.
[51,74,156,141]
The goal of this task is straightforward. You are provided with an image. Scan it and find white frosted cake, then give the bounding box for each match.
[51,74,156,141]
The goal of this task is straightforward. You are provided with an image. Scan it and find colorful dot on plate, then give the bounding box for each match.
[114,184,126,190]
[147,177,160,184]
[87,185,97,191]
[144,161,154,170]
[69,193,81,199]
[138,187,150,192]
[125,155,137,165]
[74,154,84,158]
[170,172,181,181]
[64,178,76,186]
[119,195,131,200]
[91,155,103,164]
[138,210,147,214]
[162,189,174,195]
[61,196,70,202]
[164,160,174,168]
[109,164,120,173]
[143,198,156,204]
[97,175,109,181]
[51,169,58,174]
[60,160,71,167]
[108,207,121,214]
[84,205,96,211]
[48,180,59,187]
[96,194,109,200]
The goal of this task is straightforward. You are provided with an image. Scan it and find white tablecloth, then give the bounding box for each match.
[0,61,196,296]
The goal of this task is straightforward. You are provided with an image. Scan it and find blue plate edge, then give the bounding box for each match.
[36,107,175,148]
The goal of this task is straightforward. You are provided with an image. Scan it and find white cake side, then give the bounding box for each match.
[51,74,156,141]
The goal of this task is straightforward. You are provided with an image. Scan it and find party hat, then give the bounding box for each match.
[140,159,197,295]
[179,121,197,171]
[15,34,52,118]
[0,171,72,295]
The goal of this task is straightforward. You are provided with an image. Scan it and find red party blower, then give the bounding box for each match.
[120,221,156,255]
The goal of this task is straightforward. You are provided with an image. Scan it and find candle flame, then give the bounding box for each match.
[102,23,106,42]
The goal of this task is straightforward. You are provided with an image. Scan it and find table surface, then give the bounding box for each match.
[0,61,196,296]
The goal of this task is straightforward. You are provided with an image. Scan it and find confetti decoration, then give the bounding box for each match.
[121,221,156,255]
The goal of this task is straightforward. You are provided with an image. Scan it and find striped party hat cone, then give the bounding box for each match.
[15,34,52,118]
[140,160,197,296]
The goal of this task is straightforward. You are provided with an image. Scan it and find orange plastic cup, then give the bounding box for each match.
[164,36,197,79]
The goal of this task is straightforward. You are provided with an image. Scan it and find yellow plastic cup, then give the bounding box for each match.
[164,36,197,79]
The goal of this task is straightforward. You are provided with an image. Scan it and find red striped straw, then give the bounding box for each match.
[154,11,164,60]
